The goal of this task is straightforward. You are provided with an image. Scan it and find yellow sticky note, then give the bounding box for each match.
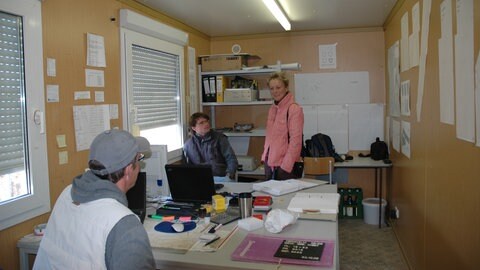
[56,134,67,148]
[59,151,68,165]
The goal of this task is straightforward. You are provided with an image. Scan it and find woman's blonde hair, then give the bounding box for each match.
[267,72,289,87]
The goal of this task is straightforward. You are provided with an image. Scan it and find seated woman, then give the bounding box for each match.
[183,112,238,182]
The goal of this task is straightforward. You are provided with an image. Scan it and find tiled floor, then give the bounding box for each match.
[339,219,409,270]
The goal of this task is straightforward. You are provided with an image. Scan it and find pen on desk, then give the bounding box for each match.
[148,214,163,219]
[208,223,222,233]
[204,236,220,246]
[160,206,181,210]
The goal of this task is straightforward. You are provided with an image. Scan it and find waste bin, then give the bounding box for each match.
[362,198,387,225]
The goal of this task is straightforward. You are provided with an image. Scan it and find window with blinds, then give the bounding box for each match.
[0,11,29,202]
[132,45,180,130]
[1,0,50,230]
[122,27,185,159]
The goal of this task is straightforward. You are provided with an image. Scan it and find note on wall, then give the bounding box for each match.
[73,105,110,151]
[295,72,369,105]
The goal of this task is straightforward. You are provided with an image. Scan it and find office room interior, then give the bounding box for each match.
[1,0,479,269]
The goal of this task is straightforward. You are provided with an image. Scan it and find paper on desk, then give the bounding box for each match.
[252,179,320,196]
[189,226,238,252]
[287,193,340,214]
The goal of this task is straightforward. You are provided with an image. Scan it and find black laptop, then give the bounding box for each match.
[126,172,147,223]
[164,164,217,205]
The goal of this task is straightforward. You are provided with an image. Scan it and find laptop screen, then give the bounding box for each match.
[164,164,216,204]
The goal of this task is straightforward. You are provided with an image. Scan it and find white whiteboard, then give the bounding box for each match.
[303,105,349,154]
[348,104,385,150]
[295,72,370,105]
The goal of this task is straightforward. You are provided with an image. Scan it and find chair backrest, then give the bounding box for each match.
[303,157,335,184]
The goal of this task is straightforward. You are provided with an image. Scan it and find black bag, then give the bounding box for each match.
[370,137,389,160]
[291,162,304,179]
[305,133,344,162]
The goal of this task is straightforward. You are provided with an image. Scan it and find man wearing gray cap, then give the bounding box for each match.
[34,129,155,270]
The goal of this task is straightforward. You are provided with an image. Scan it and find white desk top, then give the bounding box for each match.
[149,182,338,270]
[335,157,392,168]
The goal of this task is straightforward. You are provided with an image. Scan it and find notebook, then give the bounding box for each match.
[164,164,216,204]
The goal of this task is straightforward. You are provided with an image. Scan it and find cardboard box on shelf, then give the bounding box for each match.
[224,88,258,102]
[200,54,248,72]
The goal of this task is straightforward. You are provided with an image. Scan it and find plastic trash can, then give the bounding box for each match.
[362,198,387,225]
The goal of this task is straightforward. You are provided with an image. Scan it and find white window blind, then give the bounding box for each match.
[132,45,180,130]
[0,12,27,176]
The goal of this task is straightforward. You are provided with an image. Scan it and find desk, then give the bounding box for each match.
[149,182,339,269]
[334,158,392,228]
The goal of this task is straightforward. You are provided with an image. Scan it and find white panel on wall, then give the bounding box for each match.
[295,72,370,105]
[348,103,385,150]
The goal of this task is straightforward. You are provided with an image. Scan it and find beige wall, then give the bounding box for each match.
[0,0,209,269]
[209,30,387,193]
[384,0,480,269]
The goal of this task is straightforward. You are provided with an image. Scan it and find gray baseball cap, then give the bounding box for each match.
[89,129,151,176]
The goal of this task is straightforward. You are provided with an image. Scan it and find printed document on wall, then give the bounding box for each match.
[416,0,432,122]
[391,119,401,153]
[87,33,106,67]
[400,80,411,116]
[73,105,110,151]
[454,0,475,142]
[319,43,337,69]
[438,0,455,125]
[409,2,420,67]
[401,121,411,159]
[400,12,409,72]
[388,41,400,117]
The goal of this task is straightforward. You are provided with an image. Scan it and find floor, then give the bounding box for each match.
[339,219,409,270]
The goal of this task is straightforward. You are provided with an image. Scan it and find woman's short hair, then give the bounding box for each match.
[268,72,289,87]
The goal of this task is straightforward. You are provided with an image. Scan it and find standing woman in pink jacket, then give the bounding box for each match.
[261,72,304,180]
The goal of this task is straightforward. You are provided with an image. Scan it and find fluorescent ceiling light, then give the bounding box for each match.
[262,0,291,31]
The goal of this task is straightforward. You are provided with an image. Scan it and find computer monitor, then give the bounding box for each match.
[164,164,216,204]
[126,172,146,223]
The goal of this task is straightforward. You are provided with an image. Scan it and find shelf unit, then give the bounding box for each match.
[199,66,280,132]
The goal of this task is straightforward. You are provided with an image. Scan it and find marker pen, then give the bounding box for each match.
[148,214,163,219]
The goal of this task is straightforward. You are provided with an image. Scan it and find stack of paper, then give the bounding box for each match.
[252,179,321,196]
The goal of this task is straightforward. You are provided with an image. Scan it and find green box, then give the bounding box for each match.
[338,187,363,219]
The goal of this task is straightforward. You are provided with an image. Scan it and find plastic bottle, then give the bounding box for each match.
[346,194,353,217]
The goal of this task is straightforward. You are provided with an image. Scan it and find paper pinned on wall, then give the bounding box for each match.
[319,43,337,69]
[86,33,106,67]
[73,104,110,151]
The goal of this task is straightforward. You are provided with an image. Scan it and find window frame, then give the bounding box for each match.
[0,0,50,230]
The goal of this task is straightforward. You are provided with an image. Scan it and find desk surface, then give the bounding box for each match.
[148,182,338,270]
[334,157,392,168]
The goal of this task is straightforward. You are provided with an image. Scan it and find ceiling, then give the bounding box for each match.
[136,0,398,37]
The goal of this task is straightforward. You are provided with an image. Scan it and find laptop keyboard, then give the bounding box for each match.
[210,207,240,225]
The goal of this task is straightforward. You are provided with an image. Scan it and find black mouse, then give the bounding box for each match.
[383,159,392,164]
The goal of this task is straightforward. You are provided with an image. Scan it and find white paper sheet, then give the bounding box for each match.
[73,105,110,151]
[454,0,475,142]
[86,33,106,67]
[400,80,411,116]
[401,121,411,159]
[438,0,455,125]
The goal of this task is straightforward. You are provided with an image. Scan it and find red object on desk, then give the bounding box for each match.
[253,196,272,211]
